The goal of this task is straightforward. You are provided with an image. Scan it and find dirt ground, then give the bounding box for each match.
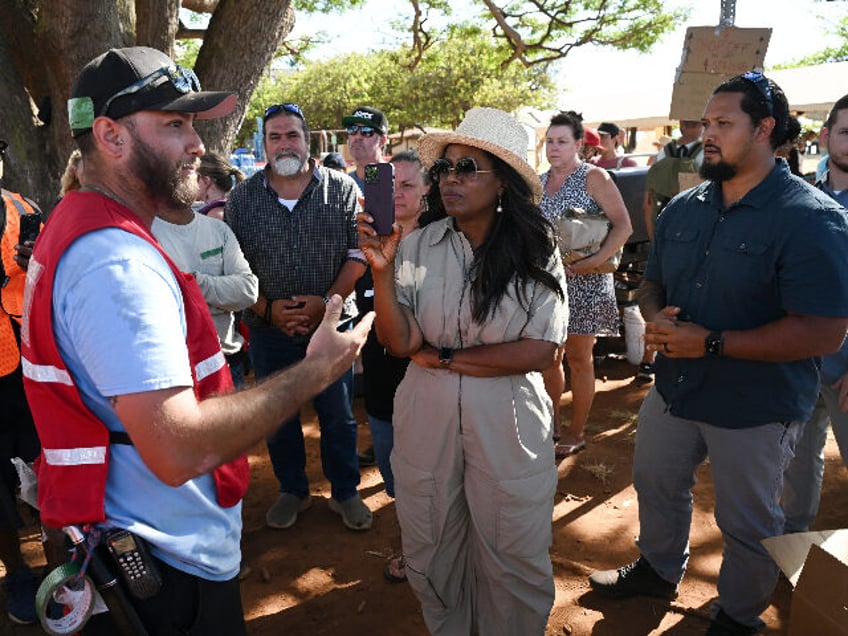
[3,353,847,636]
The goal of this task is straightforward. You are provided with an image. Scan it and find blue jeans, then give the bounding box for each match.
[634,388,801,629]
[226,352,245,389]
[249,325,359,502]
[782,383,848,532]
[368,415,395,497]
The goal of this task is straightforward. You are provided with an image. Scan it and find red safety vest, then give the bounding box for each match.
[0,191,41,377]
[21,190,249,528]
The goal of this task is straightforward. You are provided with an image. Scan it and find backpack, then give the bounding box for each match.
[646,141,703,215]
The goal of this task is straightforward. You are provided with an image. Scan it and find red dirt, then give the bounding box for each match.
[4,355,847,635]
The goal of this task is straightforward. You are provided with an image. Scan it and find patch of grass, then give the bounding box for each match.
[583,461,615,485]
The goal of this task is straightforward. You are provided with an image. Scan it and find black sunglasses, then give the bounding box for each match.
[264,103,305,123]
[740,71,774,116]
[429,157,494,183]
[345,125,377,138]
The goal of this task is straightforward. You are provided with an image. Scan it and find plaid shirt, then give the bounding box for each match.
[225,162,363,329]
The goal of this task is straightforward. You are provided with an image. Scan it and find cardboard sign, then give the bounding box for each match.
[679,26,771,75]
[669,26,772,122]
[762,529,848,636]
[669,71,732,121]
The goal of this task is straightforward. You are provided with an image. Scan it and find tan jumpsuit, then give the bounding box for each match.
[392,218,568,635]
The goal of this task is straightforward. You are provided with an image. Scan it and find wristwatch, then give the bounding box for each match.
[705,331,724,357]
[438,347,454,367]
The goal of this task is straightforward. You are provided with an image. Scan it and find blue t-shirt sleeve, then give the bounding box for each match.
[54,229,193,398]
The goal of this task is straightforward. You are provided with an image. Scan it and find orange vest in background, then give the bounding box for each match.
[0,191,41,377]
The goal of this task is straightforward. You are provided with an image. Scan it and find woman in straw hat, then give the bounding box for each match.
[358,107,567,634]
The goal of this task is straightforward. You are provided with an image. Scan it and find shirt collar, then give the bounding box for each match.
[426,217,458,247]
[697,158,789,211]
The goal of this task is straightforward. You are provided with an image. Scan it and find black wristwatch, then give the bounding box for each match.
[438,347,454,366]
[705,331,724,357]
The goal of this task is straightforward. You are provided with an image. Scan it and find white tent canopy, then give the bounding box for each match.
[561,61,848,129]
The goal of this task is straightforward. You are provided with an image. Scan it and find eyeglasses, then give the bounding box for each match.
[740,71,774,116]
[346,125,377,138]
[101,65,201,118]
[264,103,305,122]
[429,157,494,183]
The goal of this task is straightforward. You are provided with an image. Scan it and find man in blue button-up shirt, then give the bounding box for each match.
[782,93,848,535]
[588,75,848,635]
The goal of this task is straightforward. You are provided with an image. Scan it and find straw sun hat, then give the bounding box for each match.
[417,107,542,201]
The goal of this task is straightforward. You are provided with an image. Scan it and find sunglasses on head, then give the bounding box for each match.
[429,157,494,183]
[346,125,377,138]
[101,65,201,118]
[740,71,774,116]
[264,103,305,122]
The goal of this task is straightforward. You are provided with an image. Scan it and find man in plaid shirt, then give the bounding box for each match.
[225,103,371,531]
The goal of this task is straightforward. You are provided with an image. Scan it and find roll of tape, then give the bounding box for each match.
[36,561,96,636]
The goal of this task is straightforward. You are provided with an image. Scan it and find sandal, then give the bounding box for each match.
[555,440,586,460]
[384,555,407,583]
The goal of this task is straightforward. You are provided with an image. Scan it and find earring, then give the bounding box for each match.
[421,196,429,214]
[496,194,503,214]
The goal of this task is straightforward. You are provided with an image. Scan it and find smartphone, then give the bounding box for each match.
[18,212,42,245]
[104,529,163,600]
[364,163,395,236]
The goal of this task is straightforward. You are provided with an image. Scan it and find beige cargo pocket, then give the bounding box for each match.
[496,469,556,558]
[392,453,438,547]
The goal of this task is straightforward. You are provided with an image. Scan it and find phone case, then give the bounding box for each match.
[364,163,395,236]
[18,213,41,245]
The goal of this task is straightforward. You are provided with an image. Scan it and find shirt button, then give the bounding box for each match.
[738,243,746,250]
[677,375,684,383]
[695,282,703,288]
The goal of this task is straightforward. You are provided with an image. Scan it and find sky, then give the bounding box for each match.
[287,0,846,107]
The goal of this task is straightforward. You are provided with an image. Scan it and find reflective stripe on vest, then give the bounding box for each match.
[43,446,107,466]
[21,356,74,385]
[196,350,227,382]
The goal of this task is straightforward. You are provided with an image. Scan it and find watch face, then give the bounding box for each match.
[706,333,722,356]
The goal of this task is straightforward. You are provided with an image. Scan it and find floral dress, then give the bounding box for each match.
[540,162,619,336]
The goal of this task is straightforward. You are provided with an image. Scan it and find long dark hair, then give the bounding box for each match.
[420,151,563,323]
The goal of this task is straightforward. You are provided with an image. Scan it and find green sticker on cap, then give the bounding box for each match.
[68,97,95,131]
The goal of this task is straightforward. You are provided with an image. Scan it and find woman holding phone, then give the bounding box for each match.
[357,108,567,634]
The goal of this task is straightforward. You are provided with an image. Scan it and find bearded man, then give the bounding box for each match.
[224,104,371,532]
[22,48,372,634]
[587,73,848,635]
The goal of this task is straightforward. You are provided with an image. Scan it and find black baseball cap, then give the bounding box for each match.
[68,46,236,137]
[597,122,621,137]
[322,152,347,170]
[341,106,388,134]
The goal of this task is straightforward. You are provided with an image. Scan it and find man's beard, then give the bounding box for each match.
[273,151,305,177]
[829,153,848,176]
[699,158,737,183]
[128,131,197,208]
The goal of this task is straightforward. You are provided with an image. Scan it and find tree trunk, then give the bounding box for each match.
[136,0,181,55]
[194,0,295,156]
[0,0,295,207]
